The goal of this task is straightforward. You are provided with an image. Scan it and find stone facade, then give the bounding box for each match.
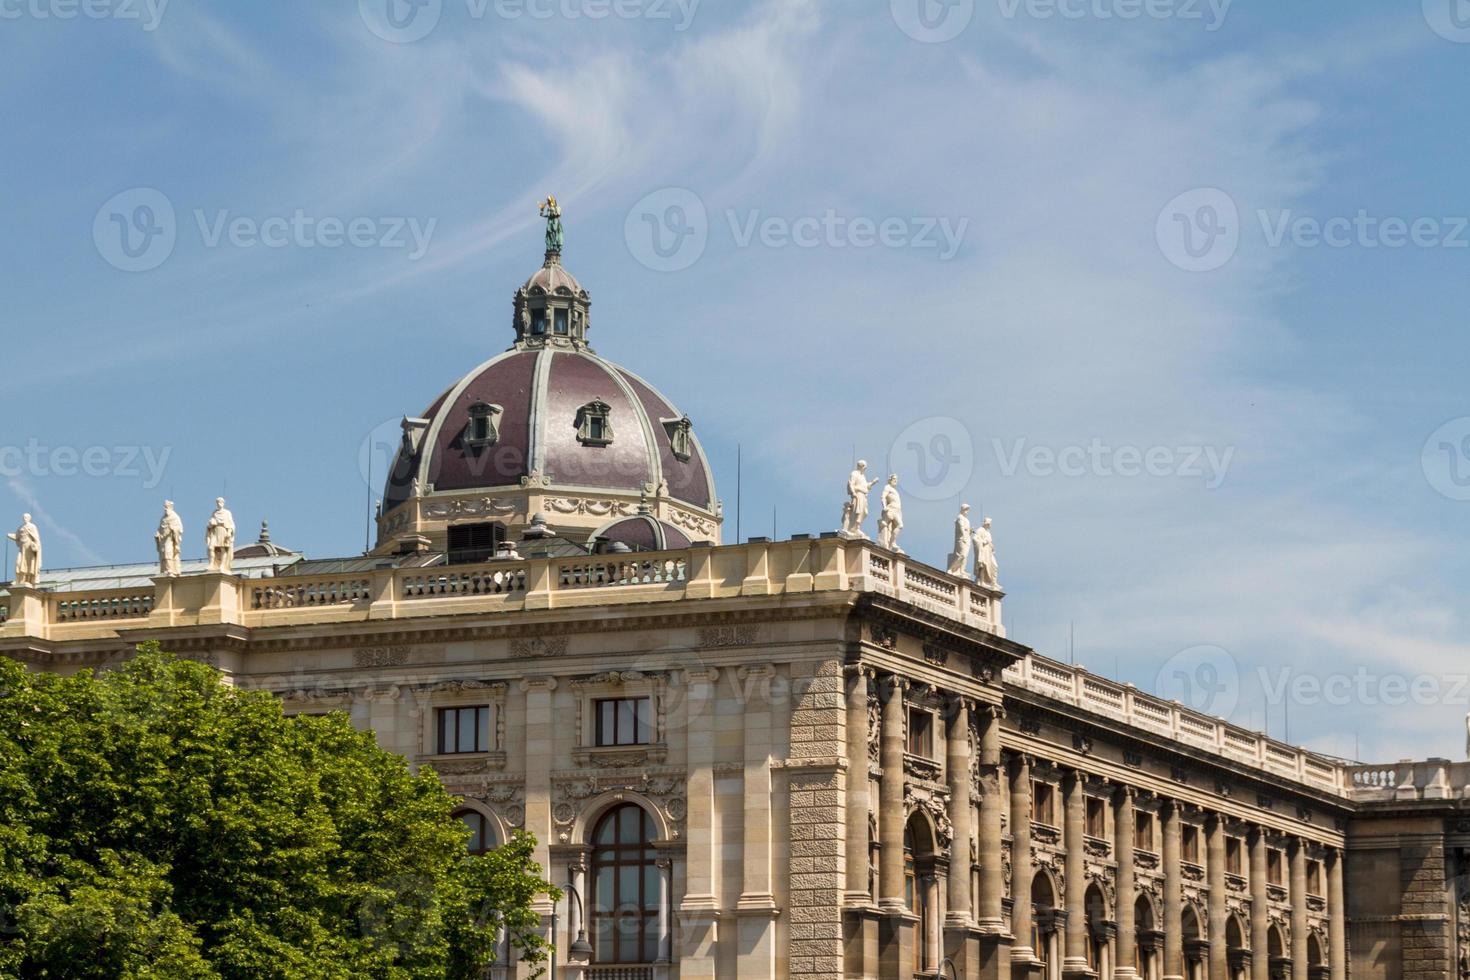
[0,535,1400,980]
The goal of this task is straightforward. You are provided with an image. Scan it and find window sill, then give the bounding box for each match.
[574,743,668,768]
[423,751,507,774]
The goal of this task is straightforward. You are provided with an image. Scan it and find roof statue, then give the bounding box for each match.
[7,514,41,587]
[539,195,564,257]
[155,501,184,577]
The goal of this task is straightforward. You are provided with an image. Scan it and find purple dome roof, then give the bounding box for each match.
[590,514,695,552]
[383,348,714,515]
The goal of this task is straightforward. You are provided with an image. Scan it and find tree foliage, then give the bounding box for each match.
[0,644,556,979]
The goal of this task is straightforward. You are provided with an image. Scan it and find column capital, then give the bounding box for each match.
[684,666,720,684]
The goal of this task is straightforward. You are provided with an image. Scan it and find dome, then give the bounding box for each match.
[589,514,694,553]
[375,206,721,554]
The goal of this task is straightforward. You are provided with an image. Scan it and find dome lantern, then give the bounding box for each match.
[513,196,592,351]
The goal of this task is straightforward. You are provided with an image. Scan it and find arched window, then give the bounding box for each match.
[454,809,498,856]
[1268,925,1289,980]
[1085,884,1110,976]
[1182,906,1205,980]
[590,804,659,965]
[1226,915,1250,980]
[904,815,939,975]
[1033,872,1061,980]
[1135,895,1160,980]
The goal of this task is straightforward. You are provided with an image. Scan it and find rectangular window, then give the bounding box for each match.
[907,708,934,758]
[437,706,491,754]
[1307,860,1322,896]
[596,697,653,747]
[1268,849,1284,886]
[1032,782,1055,826]
[1226,837,1243,875]
[1135,811,1155,852]
[532,309,547,334]
[1182,825,1200,864]
[1085,797,1106,838]
[447,522,506,565]
[555,309,569,334]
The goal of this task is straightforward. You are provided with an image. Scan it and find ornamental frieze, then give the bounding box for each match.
[510,636,569,658]
[551,771,687,844]
[696,625,761,649]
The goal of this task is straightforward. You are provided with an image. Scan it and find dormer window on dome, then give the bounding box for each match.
[577,401,614,447]
[664,416,694,462]
[466,402,503,447]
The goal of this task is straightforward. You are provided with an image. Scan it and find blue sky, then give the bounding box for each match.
[2,0,1468,762]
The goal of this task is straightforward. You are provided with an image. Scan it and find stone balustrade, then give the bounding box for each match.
[1347,758,1470,802]
[0,536,1004,642]
[1003,656,1348,796]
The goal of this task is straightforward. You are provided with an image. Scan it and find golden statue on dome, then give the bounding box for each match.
[538,195,563,256]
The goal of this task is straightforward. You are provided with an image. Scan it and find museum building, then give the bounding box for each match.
[0,219,1463,980]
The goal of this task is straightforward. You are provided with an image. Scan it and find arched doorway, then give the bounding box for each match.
[1181,906,1206,980]
[905,814,940,975]
[1135,895,1162,980]
[1032,871,1062,980]
[1267,924,1290,980]
[590,803,660,965]
[1085,884,1112,979]
[1226,915,1251,980]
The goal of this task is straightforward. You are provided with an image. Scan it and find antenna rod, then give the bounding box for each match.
[736,444,742,543]
[365,452,375,555]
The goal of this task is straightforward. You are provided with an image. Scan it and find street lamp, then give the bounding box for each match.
[549,882,594,980]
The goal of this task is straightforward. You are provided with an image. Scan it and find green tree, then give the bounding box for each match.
[0,643,556,979]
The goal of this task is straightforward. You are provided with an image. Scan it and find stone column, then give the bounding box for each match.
[520,677,557,916]
[1290,840,1308,980]
[657,857,674,963]
[1063,769,1088,977]
[1114,788,1138,980]
[977,706,1006,931]
[1162,802,1183,980]
[879,675,908,912]
[737,664,778,976]
[1249,830,1270,980]
[845,666,875,907]
[1327,849,1346,980]
[1207,816,1229,980]
[679,666,720,980]
[1011,755,1036,962]
[947,697,975,926]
